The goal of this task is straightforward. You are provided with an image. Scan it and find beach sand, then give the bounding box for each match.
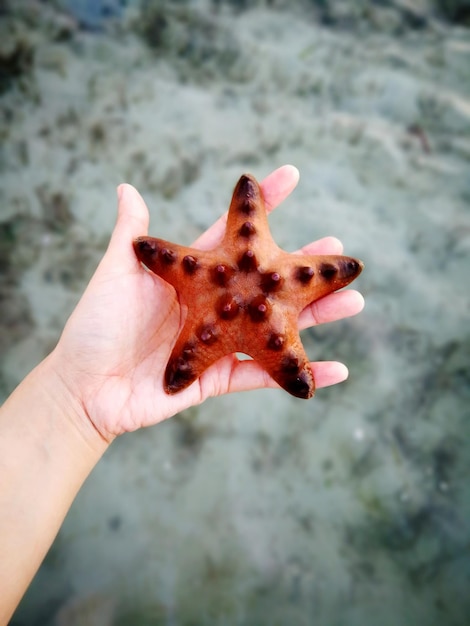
[1,1,470,624]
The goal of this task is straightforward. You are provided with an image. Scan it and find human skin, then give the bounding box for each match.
[0,165,364,623]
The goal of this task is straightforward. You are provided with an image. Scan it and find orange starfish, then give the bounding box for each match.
[133,174,363,398]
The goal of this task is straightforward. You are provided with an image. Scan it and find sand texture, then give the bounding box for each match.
[1,1,470,625]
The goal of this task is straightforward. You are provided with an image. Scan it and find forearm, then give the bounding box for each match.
[0,353,109,624]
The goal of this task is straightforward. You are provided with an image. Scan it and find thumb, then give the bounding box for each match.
[103,184,150,271]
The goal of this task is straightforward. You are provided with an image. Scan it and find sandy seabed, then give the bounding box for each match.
[1,1,470,625]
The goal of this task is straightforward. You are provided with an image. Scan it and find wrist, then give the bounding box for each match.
[32,351,111,458]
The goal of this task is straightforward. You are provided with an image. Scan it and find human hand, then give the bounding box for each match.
[49,165,364,441]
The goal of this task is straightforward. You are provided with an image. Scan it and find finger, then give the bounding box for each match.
[298,289,365,329]
[200,355,349,399]
[261,164,300,213]
[192,164,300,250]
[225,359,349,393]
[103,184,150,272]
[313,361,349,388]
[116,184,150,240]
[294,235,344,256]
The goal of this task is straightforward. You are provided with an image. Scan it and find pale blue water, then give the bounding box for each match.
[2,1,470,625]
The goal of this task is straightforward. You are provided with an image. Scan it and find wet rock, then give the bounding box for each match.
[0,27,34,94]
[435,0,470,24]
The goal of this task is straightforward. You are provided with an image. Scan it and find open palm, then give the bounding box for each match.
[51,165,364,441]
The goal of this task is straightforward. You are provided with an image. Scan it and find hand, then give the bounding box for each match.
[50,165,364,441]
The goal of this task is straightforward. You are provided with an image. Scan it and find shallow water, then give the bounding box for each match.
[2,1,470,625]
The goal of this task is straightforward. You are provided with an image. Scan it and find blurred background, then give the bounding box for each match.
[1,0,469,624]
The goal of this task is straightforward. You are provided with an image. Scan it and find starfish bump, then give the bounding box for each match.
[133,174,363,399]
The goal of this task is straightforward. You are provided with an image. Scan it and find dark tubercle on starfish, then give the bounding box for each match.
[182,254,199,274]
[133,173,363,399]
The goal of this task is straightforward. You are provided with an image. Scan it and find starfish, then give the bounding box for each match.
[133,174,363,399]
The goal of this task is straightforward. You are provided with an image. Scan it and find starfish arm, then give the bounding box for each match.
[240,311,316,399]
[273,253,364,312]
[164,317,249,394]
[164,319,214,394]
[133,236,226,292]
[222,174,278,261]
